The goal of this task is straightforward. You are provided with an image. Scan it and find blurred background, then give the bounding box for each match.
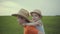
[0,0,60,34]
[0,0,60,16]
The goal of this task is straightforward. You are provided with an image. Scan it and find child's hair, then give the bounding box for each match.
[31,12,42,18]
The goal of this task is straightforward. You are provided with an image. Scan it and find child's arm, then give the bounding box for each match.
[24,20,42,26]
[23,22,41,26]
[21,20,38,26]
[21,20,43,26]
[25,22,38,26]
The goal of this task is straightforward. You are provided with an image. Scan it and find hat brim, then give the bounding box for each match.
[12,14,30,22]
[30,12,42,16]
[12,14,20,16]
[30,12,40,15]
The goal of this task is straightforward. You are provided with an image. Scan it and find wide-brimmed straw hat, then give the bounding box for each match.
[12,8,30,22]
[30,9,42,16]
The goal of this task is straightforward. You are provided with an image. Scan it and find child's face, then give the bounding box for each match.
[17,16,26,24]
[32,13,40,21]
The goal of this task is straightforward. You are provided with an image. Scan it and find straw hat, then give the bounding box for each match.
[12,8,30,22]
[30,9,42,16]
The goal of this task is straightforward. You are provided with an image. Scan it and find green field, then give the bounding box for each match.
[0,16,60,34]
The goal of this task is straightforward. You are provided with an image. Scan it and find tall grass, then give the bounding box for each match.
[0,16,60,34]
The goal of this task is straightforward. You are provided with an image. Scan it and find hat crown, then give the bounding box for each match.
[18,8,29,17]
[32,9,41,15]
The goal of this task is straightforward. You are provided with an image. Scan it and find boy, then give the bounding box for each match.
[24,9,45,34]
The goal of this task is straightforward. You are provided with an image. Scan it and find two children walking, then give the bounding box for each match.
[12,8,45,34]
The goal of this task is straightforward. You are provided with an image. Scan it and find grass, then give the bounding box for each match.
[0,16,60,34]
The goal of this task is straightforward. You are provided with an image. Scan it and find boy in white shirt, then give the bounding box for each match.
[23,9,45,34]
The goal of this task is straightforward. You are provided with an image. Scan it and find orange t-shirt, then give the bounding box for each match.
[24,26,38,34]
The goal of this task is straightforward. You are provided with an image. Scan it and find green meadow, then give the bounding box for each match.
[0,16,60,34]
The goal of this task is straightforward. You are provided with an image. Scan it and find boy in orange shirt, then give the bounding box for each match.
[12,8,38,34]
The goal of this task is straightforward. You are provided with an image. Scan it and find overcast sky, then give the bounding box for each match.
[0,0,60,16]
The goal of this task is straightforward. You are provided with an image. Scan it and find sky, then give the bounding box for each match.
[0,0,60,16]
